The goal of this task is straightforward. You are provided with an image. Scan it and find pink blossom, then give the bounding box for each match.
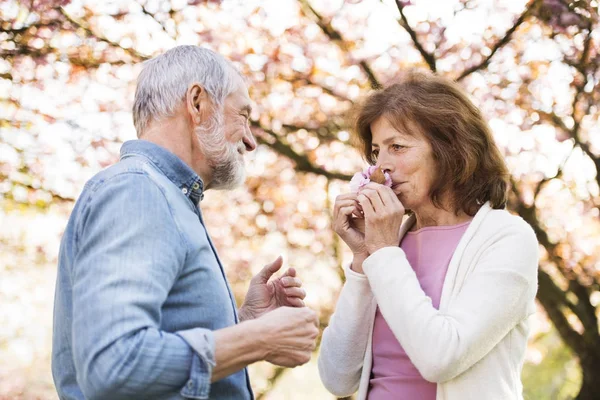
[28,0,72,12]
[349,166,392,193]
[349,170,370,192]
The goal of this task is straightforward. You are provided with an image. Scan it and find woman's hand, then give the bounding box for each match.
[357,183,405,254]
[333,193,368,258]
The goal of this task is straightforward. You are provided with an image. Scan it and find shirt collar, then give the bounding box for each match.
[120,140,205,203]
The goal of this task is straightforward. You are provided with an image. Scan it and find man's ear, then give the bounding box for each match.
[186,83,210,126]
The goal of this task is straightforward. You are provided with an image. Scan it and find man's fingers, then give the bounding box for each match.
[254,256,283,284]
[285,287,306,299]
[281,276,302,288]
[282,267,296,278]
[287,298,305,308]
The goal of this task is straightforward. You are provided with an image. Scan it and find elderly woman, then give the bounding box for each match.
[318,71,539,400]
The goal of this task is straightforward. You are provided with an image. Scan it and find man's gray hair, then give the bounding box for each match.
[133,45,240,136]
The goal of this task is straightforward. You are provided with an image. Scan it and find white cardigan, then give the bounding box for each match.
[318,203,539,400]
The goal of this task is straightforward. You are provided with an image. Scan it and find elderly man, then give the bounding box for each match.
[52,45,319,400]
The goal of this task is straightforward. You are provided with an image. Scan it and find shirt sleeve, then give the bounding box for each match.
[317,264,375,397]
[71,172,214,400]
[363,221,539,383]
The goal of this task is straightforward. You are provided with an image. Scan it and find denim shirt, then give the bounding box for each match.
[52,140,254,400]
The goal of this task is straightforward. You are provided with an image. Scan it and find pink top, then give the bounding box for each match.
[368,221,471,400]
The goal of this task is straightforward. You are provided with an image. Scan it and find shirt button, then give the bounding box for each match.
[192,182,200,190]
[182,187,188,194]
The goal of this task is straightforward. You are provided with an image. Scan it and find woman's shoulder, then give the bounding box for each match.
[480,207,536,238]
[473,207,539,263]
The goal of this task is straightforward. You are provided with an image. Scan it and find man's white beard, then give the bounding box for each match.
[196,112,246,191]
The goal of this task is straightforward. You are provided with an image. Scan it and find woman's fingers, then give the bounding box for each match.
[358,187,385,214]
[350,216,365,234]
[363,183,404,214]
[334,195,359,215]
[358,192,376,219]
[380,186,404,213]
[333,205,356,233]
[340,205,355,216]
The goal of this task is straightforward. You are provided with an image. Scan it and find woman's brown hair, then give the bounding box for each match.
[354,70,508,216]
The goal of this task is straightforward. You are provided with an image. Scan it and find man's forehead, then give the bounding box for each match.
[225,83,252,112]
[232,75,252,105]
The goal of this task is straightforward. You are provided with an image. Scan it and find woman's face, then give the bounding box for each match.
[370,116,437,212]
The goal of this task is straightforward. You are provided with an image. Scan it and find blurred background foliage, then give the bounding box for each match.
[1,0,599,399]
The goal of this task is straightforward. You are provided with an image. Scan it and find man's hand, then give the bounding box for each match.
[239,256,306,321]
[255,307,319,367]
[212,307,318,381]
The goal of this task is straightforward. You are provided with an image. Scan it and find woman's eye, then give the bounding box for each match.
[371,150,379,158]
[391,144,404,151]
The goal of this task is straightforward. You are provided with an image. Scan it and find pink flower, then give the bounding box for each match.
[349,170,370,192]
[349,166,392,193]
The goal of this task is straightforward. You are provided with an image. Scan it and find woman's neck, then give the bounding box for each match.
[412,202,473,231]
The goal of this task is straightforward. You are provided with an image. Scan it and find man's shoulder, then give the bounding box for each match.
[82,156,161,196]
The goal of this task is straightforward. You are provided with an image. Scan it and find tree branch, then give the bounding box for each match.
[255,367,286,400]
[140,2,173,39]
[457,0,540,81]
[394,0,437,72]
[537,82,599,190]
[536,269,586,356]
[288,75,355,103]
[569,281,599,342]
[0,20,63,35]
[251,121,352,181]
[0,172,74,204]
[297,0,381,88]
[570,28,594,136]
[58,7,150,62]
[512,179,599,347]
[533,143,575,198]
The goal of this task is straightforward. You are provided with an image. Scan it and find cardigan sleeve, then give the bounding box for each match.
[362,219,539,383]
[317,265,376,397]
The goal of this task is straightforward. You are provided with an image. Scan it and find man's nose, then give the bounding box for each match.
[243,128,257,152]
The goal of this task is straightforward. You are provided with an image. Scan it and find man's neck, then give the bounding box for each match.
[140,117,212,187]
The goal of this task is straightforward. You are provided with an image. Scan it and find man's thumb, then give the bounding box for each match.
[256,256,283,284]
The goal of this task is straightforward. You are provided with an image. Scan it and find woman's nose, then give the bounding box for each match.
[376,161,393,174]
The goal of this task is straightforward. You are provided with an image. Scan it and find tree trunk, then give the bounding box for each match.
[576,354,600,400]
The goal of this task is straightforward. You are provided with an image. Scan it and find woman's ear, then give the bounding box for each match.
[186,83,209,126]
